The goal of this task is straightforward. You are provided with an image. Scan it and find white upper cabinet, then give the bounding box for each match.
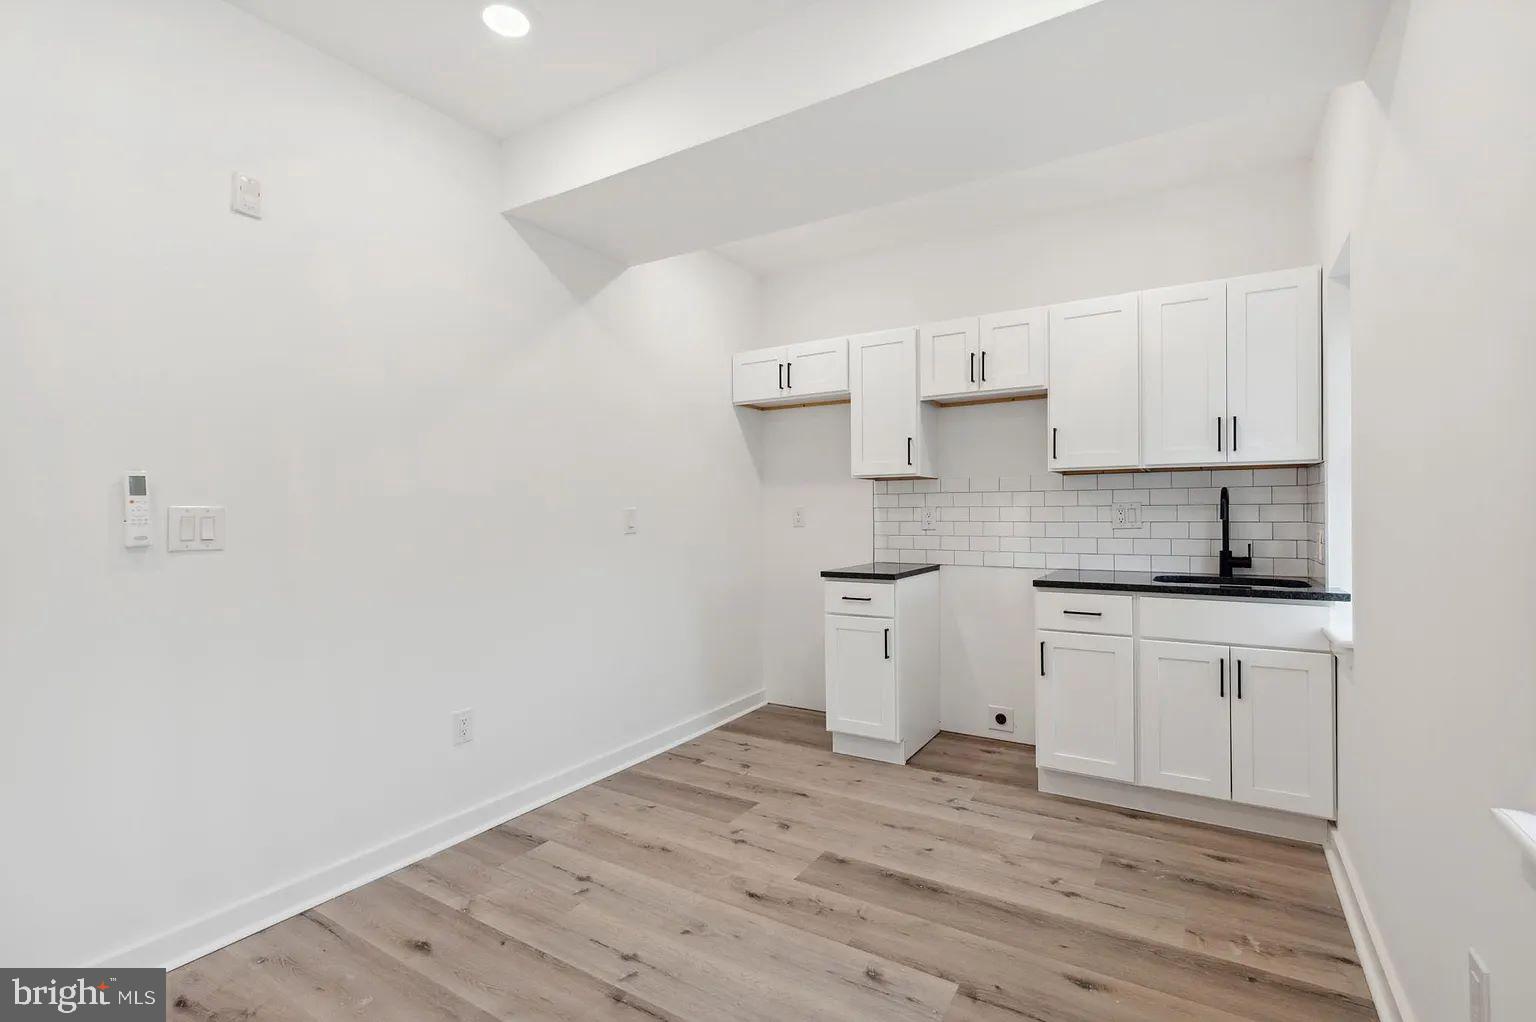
[732,338,848,408]
[1137,639,1232,800]
[850,327,936,478]
[1226,267,1321,465]
[1048,293,1140,471]
[1140,282,1227,467]
[1230,646,1335,818]
[785,336,848,397]
[978,306,1048,395]
[731,346,787,406]
[918,318,979,400]
[920,308,1048,401]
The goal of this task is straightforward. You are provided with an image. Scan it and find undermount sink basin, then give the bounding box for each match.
[1153,574,1313,589]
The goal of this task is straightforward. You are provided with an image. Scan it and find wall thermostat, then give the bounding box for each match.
[123,472,152,547]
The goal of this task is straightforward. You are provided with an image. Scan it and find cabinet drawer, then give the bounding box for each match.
[825,580,895,617]
[1035,591,1132,635]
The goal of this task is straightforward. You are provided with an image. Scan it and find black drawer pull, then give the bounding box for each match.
[1219,658,1225,698]
[786,361,792,389]
[1062,610,1102,617]
[970,352,976,383]
[1039,640,1046,677]
[1236,659,1243,699]
[981,350,987,382]
[841,596,872,602]
[1216,416,1223,452]
[884,628,891,660]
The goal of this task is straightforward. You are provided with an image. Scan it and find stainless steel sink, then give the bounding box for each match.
[1153,574,1313,589]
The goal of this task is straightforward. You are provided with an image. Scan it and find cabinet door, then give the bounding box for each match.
[1141,282,1227,466]
[1037,631,1135,782]
[978,306,1048,394]
[1047,294,1140,470]
[918,318,979,399]
[850,328,921,477]
[1226,267,1322,464]
[825,614,898,741]
[732,346,787,405]
[786,337,848,397]
[1137,640,1231,799]
[1230,646,1335,818]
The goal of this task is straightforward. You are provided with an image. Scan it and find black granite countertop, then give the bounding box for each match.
[821,562,941,581]
[1033,569,1350,603]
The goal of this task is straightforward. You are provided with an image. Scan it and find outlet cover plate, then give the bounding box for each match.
[987,705,1015,733]
[1112,502,1142,528]
[452,709,474,746]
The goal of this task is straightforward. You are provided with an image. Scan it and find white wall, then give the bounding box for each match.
[1315,4,1536,1019]
[754,165,1315,737]
[0,0,764,967]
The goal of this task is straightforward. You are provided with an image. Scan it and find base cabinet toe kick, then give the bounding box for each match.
[822,566,940,764]
[1035,587,1337,839]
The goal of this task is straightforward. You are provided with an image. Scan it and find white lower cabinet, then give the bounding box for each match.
[1137,640,1231,800]
[1037,631,1135,782]
[1037,591,1338,823]
[1230,646,1336,818]
[823,570,940,764]
[825,614,898,741]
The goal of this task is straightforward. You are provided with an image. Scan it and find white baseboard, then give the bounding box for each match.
[1324,826,1414,1022]
[99,689,766,971]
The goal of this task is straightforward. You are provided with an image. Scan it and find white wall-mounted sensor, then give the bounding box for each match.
[230,172,262,219]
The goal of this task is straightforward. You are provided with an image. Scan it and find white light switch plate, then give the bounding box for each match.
[168,506,225,552]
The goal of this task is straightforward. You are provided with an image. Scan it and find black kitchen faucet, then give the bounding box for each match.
[1218,487,1253,578]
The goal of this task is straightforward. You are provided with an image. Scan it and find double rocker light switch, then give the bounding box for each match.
[168,506,225,552]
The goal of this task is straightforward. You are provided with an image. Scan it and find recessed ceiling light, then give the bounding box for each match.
[482,5,531,38]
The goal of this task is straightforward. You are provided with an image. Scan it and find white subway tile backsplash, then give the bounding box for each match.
[868,467,1326,579]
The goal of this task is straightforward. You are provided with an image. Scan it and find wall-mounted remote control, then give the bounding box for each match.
[123,472,152,547]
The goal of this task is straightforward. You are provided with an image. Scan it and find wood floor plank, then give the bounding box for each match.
[596,768,759,822]
[170,706,1374,1022]
[717,703,832,750]
[797,851,1375,1022]
[311,878,662,1020]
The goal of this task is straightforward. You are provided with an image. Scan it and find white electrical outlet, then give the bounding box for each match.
[792,507,805,528]
[921,505,938,531]
[987,705,1015,733]
[230,172,262,218]
[623,507,637,535]
[1469,950,1490,1022]
[451,709,474,746]
[1112,502,1142,528]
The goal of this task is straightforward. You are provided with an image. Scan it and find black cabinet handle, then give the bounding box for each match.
[1062,609,1102,617]
[981,350,987,382]
[907,437,913,466]
[1216,417,1223,452]
[841,596,872,602]
[1039,640,1047,677]
[1219,658,1225,698]
[778,363,784,390]
[1052,427,1058,459]
[1236,659,1243,699]
[786,361,792,389]
[1232,416,1239,452]
[970,352,976,383]
[884,628,891,660]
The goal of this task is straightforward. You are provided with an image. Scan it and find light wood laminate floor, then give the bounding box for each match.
[169,705,1375,1021]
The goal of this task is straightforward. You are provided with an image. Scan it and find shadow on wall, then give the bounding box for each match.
[506,216,625,302]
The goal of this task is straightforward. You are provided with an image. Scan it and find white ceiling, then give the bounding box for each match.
[225,0,809,138]
[717,93,1328,275]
